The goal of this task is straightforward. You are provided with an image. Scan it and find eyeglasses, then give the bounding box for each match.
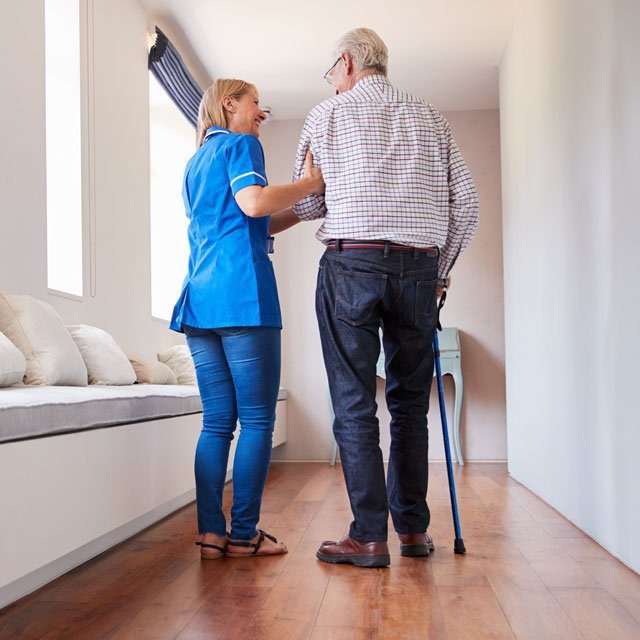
[323,56,341,84]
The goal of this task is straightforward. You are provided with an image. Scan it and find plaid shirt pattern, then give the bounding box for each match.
[292,75,479,280]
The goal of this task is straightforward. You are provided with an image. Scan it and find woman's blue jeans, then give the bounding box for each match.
[184,325,281,540]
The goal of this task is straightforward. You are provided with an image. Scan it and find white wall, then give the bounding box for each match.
[0,1,48,301]
[500,0,640,572]
[0,0,186,359]
[262,109,506,463]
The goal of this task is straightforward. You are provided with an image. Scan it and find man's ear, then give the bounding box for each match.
[342,53,353,75]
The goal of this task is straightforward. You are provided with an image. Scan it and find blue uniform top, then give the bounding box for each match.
[170,127,282,332]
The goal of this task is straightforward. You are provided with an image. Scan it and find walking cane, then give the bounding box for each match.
[433,290,466,554]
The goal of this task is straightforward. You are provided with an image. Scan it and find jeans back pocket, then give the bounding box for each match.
[415,278,438,331]
[335,268,388,326]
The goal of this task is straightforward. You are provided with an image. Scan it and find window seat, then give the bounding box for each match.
[0,385,289,444]
[0,384,202,443]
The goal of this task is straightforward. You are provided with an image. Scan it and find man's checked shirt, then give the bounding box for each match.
[292,74,479,280]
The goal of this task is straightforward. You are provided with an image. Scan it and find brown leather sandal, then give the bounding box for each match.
[226,529,287,558]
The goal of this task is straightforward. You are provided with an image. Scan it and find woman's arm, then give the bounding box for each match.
[268,209,301,235]
[235,152,323,218]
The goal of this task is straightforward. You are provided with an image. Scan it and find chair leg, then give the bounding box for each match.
[328,388,338,466]
[452,367,464,465]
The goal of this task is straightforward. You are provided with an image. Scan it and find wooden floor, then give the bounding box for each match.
[1,462,639,639]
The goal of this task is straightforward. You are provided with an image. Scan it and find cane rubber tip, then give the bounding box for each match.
[454,538,466,555]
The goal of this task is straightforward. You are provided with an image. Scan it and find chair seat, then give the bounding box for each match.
[376,327,460,379]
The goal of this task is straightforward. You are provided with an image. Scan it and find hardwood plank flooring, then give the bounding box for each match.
[1,462,638,639]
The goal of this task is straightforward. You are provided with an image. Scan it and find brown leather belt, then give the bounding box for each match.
[326,240,438,256]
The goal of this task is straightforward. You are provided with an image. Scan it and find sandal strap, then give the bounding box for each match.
[227,529,279,555]
[252,531,265,555]
[251,530,279,555]
[259,529,278,544]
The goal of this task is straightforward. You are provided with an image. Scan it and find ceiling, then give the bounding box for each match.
[141,0,521,120]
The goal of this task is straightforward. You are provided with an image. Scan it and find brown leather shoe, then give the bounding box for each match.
[398,532,435,557]
[316,535,390,568]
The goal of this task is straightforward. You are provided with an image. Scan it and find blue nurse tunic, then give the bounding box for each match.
[170,126,282,332]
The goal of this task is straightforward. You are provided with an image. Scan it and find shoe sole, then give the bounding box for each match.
[200,552,225,560]
[316,551,390,568]
[400,543,435,557]
[226,550,288,558]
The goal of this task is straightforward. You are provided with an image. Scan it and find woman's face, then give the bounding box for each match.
[226,88,266,137]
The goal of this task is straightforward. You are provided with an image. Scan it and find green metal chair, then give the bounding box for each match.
[329,327,464,466]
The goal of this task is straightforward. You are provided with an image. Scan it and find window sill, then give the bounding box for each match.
[48,289,83,303]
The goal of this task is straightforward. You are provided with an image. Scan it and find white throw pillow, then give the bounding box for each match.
[129,357,178,385]
[67,325,136,385]
[0,331,27,387]
[157,345,197,385]
[0,293,87,386]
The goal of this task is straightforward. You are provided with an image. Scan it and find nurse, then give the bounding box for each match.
[170,79,324,559]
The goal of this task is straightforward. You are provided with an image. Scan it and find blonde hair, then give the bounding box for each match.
[334,28,388,76]
[196,78,255,147]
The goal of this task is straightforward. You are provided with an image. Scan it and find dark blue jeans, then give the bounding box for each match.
[184,325,281,540]
[316,246,438,542]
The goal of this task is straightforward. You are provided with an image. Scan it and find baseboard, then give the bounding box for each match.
[507,474,639,575]
[0,489,196,611]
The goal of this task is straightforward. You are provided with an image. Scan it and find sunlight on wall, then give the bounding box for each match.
[149,74,193,322]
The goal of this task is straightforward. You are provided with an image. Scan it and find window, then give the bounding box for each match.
[149,73,193,321]
[45,0,83,297]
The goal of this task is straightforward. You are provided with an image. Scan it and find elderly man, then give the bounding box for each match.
[292,28,479,567]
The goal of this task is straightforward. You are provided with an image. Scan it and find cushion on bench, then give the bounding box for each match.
[0,293,88,386]
[0,385,202,443]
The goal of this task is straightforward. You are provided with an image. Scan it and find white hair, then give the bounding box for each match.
[334,28,388,76]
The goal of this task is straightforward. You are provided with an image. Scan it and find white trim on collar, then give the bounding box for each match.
[204,129,230,140]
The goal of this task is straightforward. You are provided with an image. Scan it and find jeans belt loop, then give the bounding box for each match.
[383,241,391,259]
[413,246,419,260]
[336,239,343,253]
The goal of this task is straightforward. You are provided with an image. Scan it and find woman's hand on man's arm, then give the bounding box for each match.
[268,209,301,235]
[235,152,324,218]
[302,150,324,194]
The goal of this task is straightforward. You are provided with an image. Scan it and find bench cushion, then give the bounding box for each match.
[67,325,137,386]
[0,332,26,388]
[0,293,88,387]
[0,385,202,443]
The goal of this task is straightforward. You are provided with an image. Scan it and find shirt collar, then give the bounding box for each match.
[354,74,391,89]
[205,126,231,140]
